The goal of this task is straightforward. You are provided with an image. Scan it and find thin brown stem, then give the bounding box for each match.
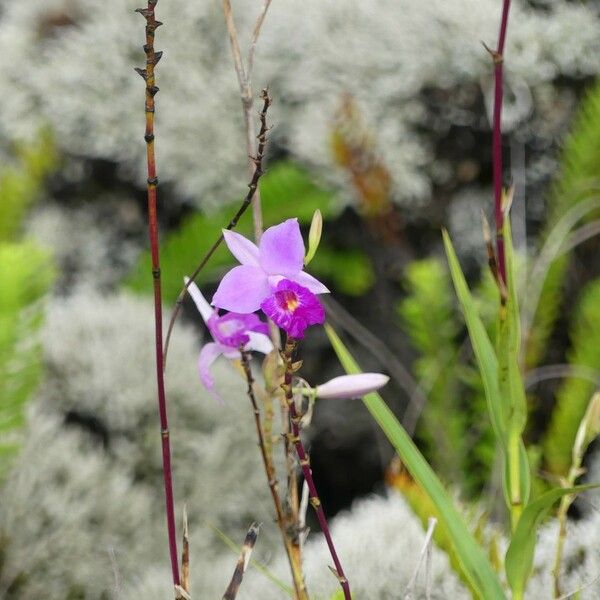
[162,91,272,367]
[282,337,352,600]
[135,0,179,588]
[220,0,273,243]
[240,351,309,600]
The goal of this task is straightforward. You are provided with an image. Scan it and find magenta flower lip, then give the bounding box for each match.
[261,279,325,339]
[185,277,273,403]
[212,218,329,314]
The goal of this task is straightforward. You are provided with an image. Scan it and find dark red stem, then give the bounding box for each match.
[283,338,351,600]
[136,0,180,586]
[492,0,511,284]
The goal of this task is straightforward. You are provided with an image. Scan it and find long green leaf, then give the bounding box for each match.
[505,485,599,597]
[325,324,506,600]
[442,230,507,446]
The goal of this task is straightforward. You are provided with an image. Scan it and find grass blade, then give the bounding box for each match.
[325,324,506,600]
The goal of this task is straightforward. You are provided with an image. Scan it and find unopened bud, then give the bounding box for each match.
[304,209,323,266]
[315,373,389,400]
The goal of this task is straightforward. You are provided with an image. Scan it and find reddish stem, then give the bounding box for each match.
[283,338,351,600]
[492,0,512,284]
[136,0,180,586]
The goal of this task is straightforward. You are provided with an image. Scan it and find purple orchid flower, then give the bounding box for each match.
[260,279,325,339]
[212,218,329,314]
[185,277,273,403]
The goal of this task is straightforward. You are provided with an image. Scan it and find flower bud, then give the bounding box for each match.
[315,373,389,400]
[304,209,323,266]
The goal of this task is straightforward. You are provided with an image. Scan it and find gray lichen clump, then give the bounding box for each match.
[0,0,598,207]
[0,289,280,597]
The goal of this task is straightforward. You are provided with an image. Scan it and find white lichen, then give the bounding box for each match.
[0,0,597,207]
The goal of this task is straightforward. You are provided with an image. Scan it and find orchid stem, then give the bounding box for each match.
[135,0,180,588]
[240,350,309,600]
[489,0,512,285]
[162,90,272,368]
[283,337,352,600]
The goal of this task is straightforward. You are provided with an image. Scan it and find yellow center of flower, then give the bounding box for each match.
[279,290,299,312]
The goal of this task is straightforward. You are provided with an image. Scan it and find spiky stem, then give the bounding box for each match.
[282,337,352,600]
[162,90,272,367]
[490,0,512,284]
[135,0,179,587]
[240,351,309,600]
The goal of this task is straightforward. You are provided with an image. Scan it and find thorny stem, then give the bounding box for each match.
[282,337,352,600]
[240,351,309,600]
[489,0,512,284]
[220,0,272,243]
[135,0,180,588]
[162,91,272,367]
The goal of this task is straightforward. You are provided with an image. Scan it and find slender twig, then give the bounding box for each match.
[222,523,260,600]
[404,517,437,600]
[322,296,427,436]
[524,364,600,389]
[282,337,352,600]
[220,0,273,242]
[240,350,309,600]
[486,0,512,284]
[134,1,179,588]
[162,91,272,367]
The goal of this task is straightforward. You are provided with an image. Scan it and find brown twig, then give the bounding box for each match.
[134,0,180,588]
[221,0,273,242]
[240,351,309,599]
[282,337,352,600]
[162,90,272,367]
[222,523,260,600]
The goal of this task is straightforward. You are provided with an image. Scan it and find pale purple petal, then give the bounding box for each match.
[184,277,214,324]
[198,342,225,403]
[222,347,241,360]
[289,270,330,295]
[259,218,305,276]
[223,230,260,266]
[315,373,390,400]
[212,265,270,313]
[246,331,274,355]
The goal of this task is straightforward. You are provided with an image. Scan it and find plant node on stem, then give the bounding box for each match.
[282,337,352,600]
[135,0,180,589]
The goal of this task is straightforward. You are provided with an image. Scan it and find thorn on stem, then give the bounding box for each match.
[481,41,503,64]
[134,67,148,80]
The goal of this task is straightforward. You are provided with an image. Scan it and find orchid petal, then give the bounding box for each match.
[212,265,270,313]
[198,342,225,403]
[259,218,305,276]
[289,270,330,295]
[223,230,260,266]
[315,373,390,400]
[184,277,214,323]
[246,331,274,355]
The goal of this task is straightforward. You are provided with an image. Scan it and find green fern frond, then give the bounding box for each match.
[0,129,57,241]
[0,242,54,479]
[543,278,600,475]
[525,79,600,369]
